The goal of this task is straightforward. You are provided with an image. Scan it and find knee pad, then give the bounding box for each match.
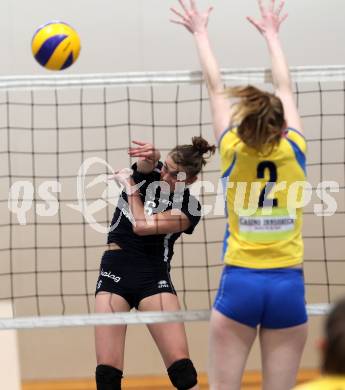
[167,358,198,390]
[96,364,123,390]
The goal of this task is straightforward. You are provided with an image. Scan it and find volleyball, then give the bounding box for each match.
[31,21,81,71]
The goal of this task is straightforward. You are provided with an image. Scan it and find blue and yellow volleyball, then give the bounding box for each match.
[31,21,81,71]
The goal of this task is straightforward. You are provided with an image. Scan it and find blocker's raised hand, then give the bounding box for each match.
[247,0,288,37]
[170,0,213,35]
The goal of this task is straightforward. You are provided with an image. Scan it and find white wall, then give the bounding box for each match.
[0,0,344,76]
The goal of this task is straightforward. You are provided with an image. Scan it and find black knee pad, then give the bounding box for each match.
[96,364,123,390]
[167,358,198,390]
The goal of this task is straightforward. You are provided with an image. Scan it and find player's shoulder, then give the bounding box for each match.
[218,126,239,149]
[132,161,163,182]
[283,127,307,154]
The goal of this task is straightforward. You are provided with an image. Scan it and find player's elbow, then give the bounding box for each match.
[132,222,155,236]
[132,223,146,236]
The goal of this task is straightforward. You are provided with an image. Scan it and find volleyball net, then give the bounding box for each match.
[0,66,344,330]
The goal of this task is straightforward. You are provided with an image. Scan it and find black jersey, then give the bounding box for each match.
[107,162,201,265]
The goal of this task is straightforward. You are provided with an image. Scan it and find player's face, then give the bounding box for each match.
[160,156,187,191]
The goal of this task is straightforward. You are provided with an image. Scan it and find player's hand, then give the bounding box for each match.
[128,140,160,164]
[170,0,213,35]
[247,0,288,37]
[110,168,133,192]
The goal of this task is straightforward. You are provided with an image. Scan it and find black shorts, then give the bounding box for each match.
[95,250,176,309]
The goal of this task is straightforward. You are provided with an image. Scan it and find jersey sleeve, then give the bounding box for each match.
[285,128,307,154]
[131,161,163,184]
[218,128,239,176]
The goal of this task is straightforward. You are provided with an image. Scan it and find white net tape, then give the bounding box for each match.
[0,304,332,330]
[0,65,344,89]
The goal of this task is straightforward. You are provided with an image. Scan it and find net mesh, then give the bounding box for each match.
[0,67,344,327]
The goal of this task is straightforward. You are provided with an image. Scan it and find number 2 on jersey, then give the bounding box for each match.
[257,161,278,208]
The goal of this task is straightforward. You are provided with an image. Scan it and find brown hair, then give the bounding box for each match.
[322,297,345,375]
[169,136,216,177]
[225,85,285,153]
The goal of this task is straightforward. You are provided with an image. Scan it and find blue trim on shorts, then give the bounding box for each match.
[213,266,308,329]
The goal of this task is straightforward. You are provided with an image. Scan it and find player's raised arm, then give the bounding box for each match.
[247,0,303,132]
[170,0,231,141]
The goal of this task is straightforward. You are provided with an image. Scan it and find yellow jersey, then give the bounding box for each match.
[220,127,307,269]
[293,376,345,390]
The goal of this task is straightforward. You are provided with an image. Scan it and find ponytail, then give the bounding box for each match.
[170,136,216,177]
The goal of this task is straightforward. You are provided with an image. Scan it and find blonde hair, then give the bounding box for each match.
[225,85,285,153]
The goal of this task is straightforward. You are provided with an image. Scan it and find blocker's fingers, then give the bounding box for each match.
[279,12,288,25]
[190,0,197,11]
[276,0,286,15]
[270,0,275,12]
[170,7,185,19]
[258,0,265,15]
[206,6,214,17]
[178,0,189,14]
[170,19,188,27]
[247,16,262,32]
